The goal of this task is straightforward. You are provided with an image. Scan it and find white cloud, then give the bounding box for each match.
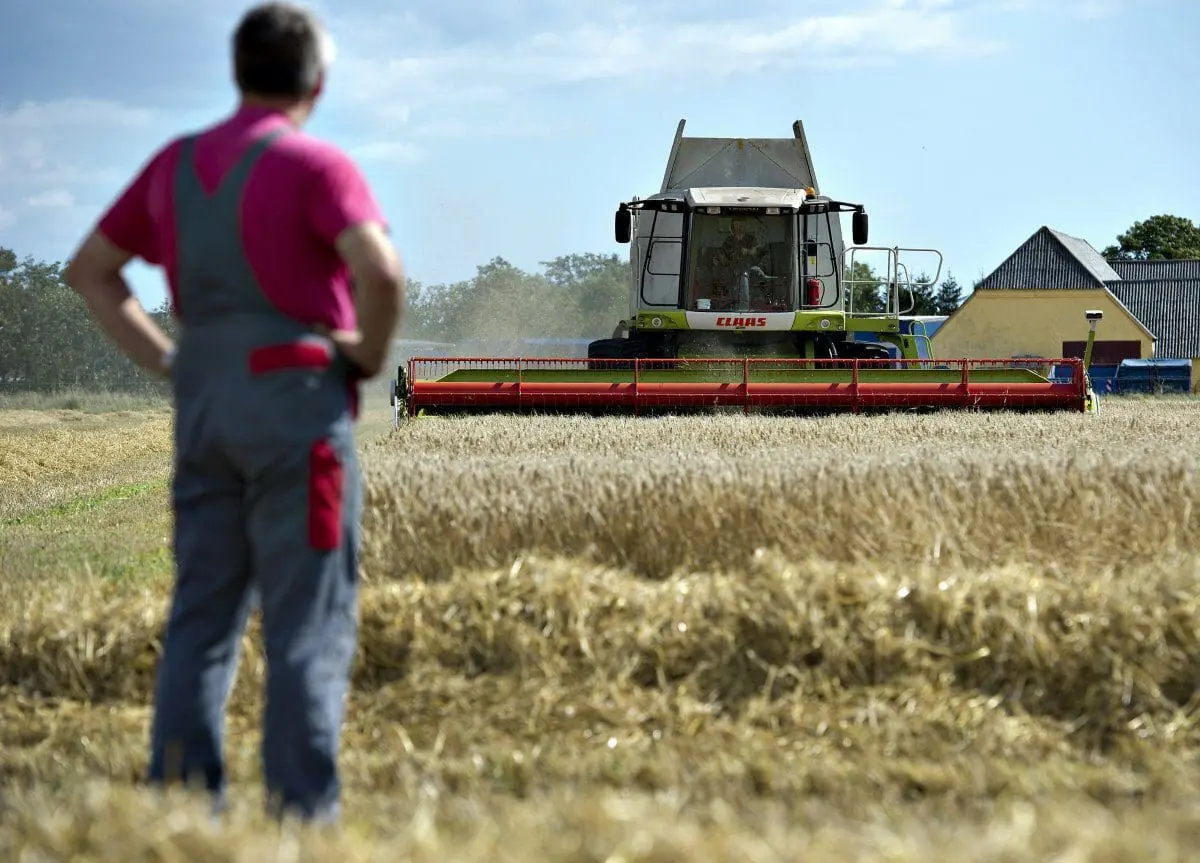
[0,99,156,188]
[0,99,152,131]
[349,141,423,164]
[986,0,1129,18]
[25,189,77,209]
[326,0,997,144]
[0,98,171,269]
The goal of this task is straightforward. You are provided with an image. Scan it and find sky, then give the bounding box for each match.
[1,0,1197,313]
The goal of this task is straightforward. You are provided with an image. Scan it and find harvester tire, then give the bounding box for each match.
[393,365,408,412]
[587,336,679,371]
[587,337,635,370]
[831,340,892,368]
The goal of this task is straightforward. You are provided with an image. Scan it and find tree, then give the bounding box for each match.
[540,252,629,336]
[843,260,885,313]
[906,272,939,315]
[0,246,174,393]
[1101,215,1200,260]
[933,274,963,316]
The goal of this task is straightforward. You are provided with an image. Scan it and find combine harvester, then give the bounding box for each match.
[393,120,1101,420]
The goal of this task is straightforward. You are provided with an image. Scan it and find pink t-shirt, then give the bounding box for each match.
[97,104,386,331]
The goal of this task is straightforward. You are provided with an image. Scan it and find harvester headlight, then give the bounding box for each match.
[1086,309,1104,322]
[651,316,663,328]
[820,318,830,329]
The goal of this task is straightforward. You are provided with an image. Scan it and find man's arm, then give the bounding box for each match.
[306,149,405,379]
[64,230,175,377]
[329,220,405,378]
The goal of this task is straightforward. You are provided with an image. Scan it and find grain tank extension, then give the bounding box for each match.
[395,120,1100,417]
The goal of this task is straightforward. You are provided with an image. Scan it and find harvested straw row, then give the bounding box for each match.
[4,552,1197,748]
[3,668,1180,809]
[1,650,1195,823]
[0,413,172,486]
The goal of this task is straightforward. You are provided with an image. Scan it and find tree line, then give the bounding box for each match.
[0,247,632,393]
[0,248,178,394]
[4,213,1192,394]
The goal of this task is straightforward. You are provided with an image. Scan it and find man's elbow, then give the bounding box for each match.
[64,258,104,303]
[65,231,131,300]
[63,257,87,293]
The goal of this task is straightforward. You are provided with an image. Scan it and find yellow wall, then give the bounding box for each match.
[933,289,1154,360]
[1192,358,1200,394]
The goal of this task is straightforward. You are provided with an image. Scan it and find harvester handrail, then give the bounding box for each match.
[842,246,945,318]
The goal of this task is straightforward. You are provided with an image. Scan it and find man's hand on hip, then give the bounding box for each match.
[321,328,386,378]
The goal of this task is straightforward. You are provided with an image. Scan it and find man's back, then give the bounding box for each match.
[100,103,385,333]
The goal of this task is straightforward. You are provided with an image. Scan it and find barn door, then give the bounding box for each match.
[1061,340,1142,365]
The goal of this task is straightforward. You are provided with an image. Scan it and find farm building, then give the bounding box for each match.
[933,226,1200,393]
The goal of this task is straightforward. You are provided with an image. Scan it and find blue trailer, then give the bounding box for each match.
[1053,358,1193,394]
[1113,358,1192,394]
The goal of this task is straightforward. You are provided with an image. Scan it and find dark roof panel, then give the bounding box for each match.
[1108,259,1200,281]
[1106,280,1200,359]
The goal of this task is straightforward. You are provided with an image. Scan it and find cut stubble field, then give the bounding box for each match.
[1,390,1199,860]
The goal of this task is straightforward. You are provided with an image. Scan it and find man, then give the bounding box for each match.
[719,217,769,273]
[707,218,773,310]
[64,2,405,823]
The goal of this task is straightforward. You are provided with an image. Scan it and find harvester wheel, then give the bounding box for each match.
[830,339,891,368]
[393,365,408,413]
[587,337,634,370]
[587,335,677,371]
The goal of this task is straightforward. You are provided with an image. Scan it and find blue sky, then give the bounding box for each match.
[1,0,1196,312]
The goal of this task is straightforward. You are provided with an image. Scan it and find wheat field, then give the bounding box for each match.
[1,394,1199,860]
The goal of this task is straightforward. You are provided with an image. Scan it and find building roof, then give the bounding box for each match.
[1105,279,1200,359]
[1108,259,1200,281]
[1047,228,1124,283]
[976,226,1121,290]
[971,225,1200,358]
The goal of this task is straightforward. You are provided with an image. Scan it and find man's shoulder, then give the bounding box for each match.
[270,131,368,178]
[114,134,189,192]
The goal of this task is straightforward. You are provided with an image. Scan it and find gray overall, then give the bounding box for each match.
[147,127,362,823]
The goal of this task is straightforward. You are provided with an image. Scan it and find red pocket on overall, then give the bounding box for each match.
[308,439,344,551]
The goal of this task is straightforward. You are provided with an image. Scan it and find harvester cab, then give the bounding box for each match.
[393,119,1101,418]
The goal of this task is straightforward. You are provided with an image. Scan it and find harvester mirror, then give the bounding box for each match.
[805,241,818,258]
[852,210,869,246]
[615,207,632,244]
